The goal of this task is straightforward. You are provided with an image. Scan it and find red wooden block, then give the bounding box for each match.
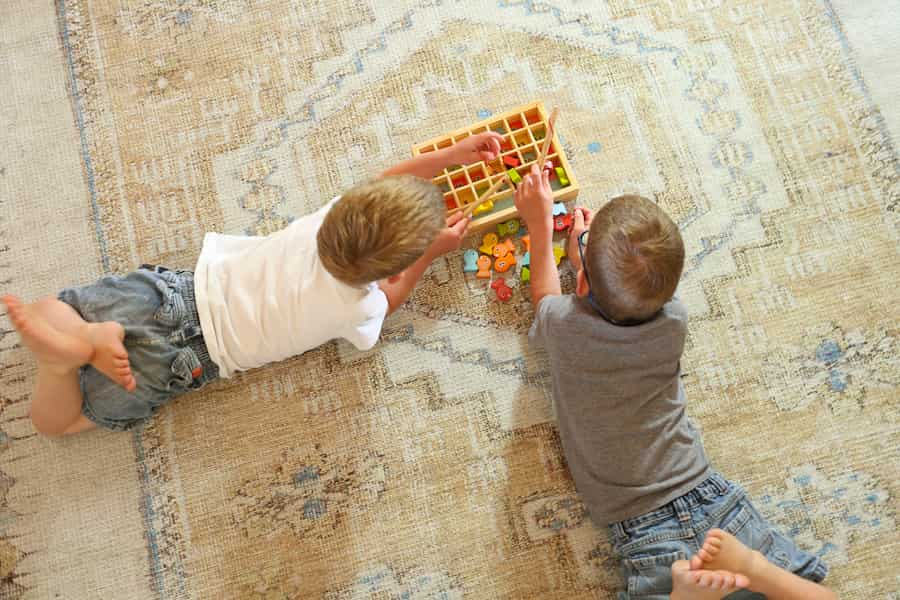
[490,279,513,302]
[553,213,573,232]
[508,119,523,130]
[503,155,520,168]
[451,176,467,188]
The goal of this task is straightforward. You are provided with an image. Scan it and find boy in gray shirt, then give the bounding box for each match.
[514,164,836,600]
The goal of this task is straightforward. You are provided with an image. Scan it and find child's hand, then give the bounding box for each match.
[426,212,470,258]
[450,131,504,165]
[567,207,594,272]
[514,163,554,232]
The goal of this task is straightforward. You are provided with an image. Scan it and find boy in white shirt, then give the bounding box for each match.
[3,132,503,435]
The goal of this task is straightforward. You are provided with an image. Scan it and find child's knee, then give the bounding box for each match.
[29,411,67,438]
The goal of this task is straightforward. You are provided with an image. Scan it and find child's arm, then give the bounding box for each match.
[514,164,560,308]
[380,132,504,180]
[379,212,470,314]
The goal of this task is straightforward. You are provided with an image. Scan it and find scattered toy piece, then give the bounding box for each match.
[552,202,567,216]
[507,169,522,185]
[463,249,479,273]
[521,251,530,267]
[521,234,531,253]
[521,266,530,283]
[479,233,499,255]
[553,213,573,232]
[555,166,570,186]
[553,243,567,265]
[491,278,513,302]
[494,254,517,273]
[492,238,516,258]
[503,155,520,168]
[497,219,520,237]
[476,255,492,279]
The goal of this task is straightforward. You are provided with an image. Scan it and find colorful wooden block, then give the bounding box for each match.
[470,171,485,182]
[503,155,520,168]
[555,166,570,186]
[552,202,567,216]
[479,233,499,255]
[494,254,516,273]
[553,213,573,232]
[521,251,530,267]
[462,249,479,273]
[553,243,567,265]
[473,199,494,216]
[476,255,492,279]
[507,169,522,185]
[497,219,520,237]
[521,266,530,283]
[521,234,531,253]
[451,176,467,188]
[491,278,513,302]
[508,119,523,130]
[492,238,516,258]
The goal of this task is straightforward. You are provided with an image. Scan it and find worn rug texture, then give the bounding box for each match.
[1,0,898,598]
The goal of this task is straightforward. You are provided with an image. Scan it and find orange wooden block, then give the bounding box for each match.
[476,255,492,279]
[494,254,517,273]
[521,234,531,253]
[492,238,516,258]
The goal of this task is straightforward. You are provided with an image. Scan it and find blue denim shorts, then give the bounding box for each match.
[607,472,827,599]
[58,266,219,431]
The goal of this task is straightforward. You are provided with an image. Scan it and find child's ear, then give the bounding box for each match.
[575,269,590,298]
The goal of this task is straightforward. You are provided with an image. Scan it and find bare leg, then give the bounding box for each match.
[691,529,836,600]
[3,295,135,436]
[671,559,749,600]
[3,295,93,436]
[30,297,135,390]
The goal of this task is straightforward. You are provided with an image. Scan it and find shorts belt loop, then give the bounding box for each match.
[672,497,692,523]
[609,521,627,545]
[712,473,730,494]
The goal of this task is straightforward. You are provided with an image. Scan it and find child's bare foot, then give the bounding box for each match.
[691,529,766,581]
[2,295,92,374]
[86,322,136,391]
[671,559,749,600]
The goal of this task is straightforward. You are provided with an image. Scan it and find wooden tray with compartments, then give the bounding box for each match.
[412,101,579,231]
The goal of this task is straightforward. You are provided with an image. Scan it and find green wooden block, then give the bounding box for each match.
[507,169,522,184]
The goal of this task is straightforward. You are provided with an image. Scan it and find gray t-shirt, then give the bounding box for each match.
[529,294,710,525]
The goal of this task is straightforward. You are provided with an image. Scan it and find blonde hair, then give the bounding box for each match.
[317,175,444,286]
[585,195,684,323]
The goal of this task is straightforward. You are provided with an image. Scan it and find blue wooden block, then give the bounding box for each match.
[463,249,479,273]
[552,202,567,216]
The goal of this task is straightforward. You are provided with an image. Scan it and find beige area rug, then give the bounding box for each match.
[2,0,899,598]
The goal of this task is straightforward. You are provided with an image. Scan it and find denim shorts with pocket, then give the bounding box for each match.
[58,266,219,431]
[607,472,827,599]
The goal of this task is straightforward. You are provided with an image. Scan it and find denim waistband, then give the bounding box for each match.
[611,472,735,535]
[141,264,219,383]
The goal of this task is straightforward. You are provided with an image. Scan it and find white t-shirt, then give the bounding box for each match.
[193,197,388,378]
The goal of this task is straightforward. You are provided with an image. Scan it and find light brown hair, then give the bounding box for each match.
[317,175,444,286]
[585,195,684,323]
